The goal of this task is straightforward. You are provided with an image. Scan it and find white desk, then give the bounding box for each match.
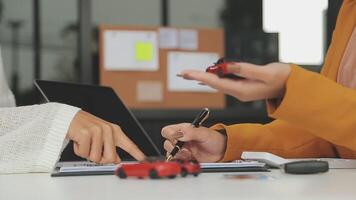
[1,169,356,200]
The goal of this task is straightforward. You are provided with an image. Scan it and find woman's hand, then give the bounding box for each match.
[180,62,292,101]
[161,123,227,162]
[66,111,146,164]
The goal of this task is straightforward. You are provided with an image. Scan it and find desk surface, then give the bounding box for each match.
[1,169,355,200]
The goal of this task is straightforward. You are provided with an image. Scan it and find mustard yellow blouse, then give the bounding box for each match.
[214,0,356,161]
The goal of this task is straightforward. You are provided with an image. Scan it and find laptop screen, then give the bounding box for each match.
[35,80,162,161]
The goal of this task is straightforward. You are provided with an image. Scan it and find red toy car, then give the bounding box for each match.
[173,159,201,177]
[115,159,181,179]
[206,57,244,80]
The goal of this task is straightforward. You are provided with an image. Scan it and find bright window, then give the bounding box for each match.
[263,0,328,65]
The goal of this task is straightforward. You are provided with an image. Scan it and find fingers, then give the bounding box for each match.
[161,123,187,141]
[179,70,240,93]
[163,140,174,153]
[83,113,145,162]
[68,111,145,164]
[178,67,270,101]
[112,124,146,161]
[180,63,270,84]
[88,126,103,163]
[161,123,212,143]
[73,129,91,159]
[164,140,192,160]
[162,124,196,160]
[100,124,119,164]
[226,62,268,81]
[178,62,291,102]
[180,70,222,85]
[174,149,193,160]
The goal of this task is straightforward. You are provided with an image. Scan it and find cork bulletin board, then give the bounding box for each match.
[99,25,225,109]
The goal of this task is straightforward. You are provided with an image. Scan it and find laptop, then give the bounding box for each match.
[34,80,270,176]
[34,80,162,175]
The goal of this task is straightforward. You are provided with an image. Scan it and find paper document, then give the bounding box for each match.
[201,161,266,169]
[167,51,219,92]
[60,165,117,173]
[159,28,178,49]
[178,29,198,50]
[136,81,163,102]
[104,30,159,71]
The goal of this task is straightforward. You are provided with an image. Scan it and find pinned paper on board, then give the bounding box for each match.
[159,28,178,49]
[136,81,163,102]
[135,42,153,61]
[104,30,159,71]
[178,29,198,50]
[167,51,219,92]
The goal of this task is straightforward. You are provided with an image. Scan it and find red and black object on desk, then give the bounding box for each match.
[206,57,244,80]
[115,158,201,179]
[172,159,201,177]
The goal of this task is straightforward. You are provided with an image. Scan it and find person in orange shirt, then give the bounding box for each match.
[161,0,356,162]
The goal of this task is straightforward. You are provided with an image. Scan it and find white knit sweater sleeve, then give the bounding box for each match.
[0,47,15,107]
[0,103,80,174]
[0,47,81,173]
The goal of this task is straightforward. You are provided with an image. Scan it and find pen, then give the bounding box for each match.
[166,108,210,161]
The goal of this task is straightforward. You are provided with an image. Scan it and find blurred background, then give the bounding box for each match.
[0,0,343,151]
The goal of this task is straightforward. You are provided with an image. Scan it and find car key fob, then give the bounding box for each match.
[284,160,329,174]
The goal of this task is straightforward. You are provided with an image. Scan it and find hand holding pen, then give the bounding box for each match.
[161,108,227,162]
[166,108,210,161]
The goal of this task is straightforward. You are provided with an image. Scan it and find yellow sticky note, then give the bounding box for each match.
[135,42,153,61]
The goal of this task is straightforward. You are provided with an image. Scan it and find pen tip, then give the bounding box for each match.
[166,155,173,161]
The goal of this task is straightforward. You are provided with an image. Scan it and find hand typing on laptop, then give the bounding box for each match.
[67,111,146,164]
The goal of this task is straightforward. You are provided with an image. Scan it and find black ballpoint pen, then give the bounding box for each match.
[166,108,210,161]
